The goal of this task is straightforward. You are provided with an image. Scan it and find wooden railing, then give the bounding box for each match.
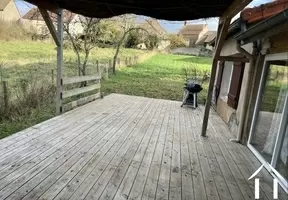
[61,74,101,113]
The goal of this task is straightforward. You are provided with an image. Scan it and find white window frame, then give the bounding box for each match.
[247,52,288,193]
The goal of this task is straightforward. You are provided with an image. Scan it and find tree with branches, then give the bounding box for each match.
[63,16,102,78]
[112,14,145,74]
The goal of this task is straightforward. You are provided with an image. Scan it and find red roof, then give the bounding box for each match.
[23,8,76,23]
[241,0,288,23]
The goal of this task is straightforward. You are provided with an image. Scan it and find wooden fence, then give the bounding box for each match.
[0,55,142,115]
[61,74,101,113]
[0,80,8,113]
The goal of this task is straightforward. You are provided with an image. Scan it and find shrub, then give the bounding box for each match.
[125,30,144,48]
[0,70,56,121]
[169,34,187,49]
[144,34,159,50]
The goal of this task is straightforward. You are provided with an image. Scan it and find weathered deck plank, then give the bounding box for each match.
[0,94,286,200]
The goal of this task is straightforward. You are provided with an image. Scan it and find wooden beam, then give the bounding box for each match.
[62,93,101,112]
[63,75,101,85]
[25,0,58,13]
[56,9,63,115]
[62,84,101,99]
[201,18,231,137]
[220,0,252,23]
[218,56,250,63]
[39,8,60,46]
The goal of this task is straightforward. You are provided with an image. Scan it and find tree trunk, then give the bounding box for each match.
[113,43,121,75]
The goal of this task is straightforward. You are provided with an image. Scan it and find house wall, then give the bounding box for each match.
[20,19,47,34]
[0,1,20,22]
[20,15,84,36]
[270,30,288,53]
[69,15,84,36]
[197,25,208,43]
[214,39,253,137]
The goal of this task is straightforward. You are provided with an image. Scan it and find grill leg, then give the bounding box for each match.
[181,89,189,107]
[193,93,196,108]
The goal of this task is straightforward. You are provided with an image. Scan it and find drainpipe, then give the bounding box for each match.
[230,41,258,143]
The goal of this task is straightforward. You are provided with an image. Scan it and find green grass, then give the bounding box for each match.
[0,40,149,139]
[102,54,212,102]
[0,40,283,139]
[0,41,146,65]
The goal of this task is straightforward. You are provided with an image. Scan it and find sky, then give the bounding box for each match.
[15,0,273,33]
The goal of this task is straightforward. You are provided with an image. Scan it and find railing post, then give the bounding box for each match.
[51,69,54,84]
[56,9,63,115]
[103,63,109,80]
[96,60,101,77]
[2,80,8,112]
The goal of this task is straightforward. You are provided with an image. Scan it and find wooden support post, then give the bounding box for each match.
[39,8,60,46]
[201,18,231,137]
[219,0,253,23]
[56,9,63,115]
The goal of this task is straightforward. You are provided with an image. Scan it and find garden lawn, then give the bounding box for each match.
[0,41,148,139]
[102,54,212,102]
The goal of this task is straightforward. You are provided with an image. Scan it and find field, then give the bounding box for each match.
[0,41,146,76]
[0,40,212,138]
[0,41,149,138]
[102,54,211,102]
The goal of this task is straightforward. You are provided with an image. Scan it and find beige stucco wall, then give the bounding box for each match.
[214,38,253,137]
[0,1,20,22]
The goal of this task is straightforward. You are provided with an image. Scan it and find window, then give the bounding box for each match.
[215,61,245,109]
[219,61,233,102]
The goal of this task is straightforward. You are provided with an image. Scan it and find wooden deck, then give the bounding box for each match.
[0,94,286,200]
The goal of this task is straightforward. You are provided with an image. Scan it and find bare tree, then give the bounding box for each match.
[63,15,102,78]
[112,14,140,74]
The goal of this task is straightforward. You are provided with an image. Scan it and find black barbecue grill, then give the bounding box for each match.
[181,79,203,108]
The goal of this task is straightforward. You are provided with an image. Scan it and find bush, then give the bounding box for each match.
[144,34,159,50]
[0,70,56,121]
[125,30,143,48]
[169,34,187,49]
[0,20,34,41]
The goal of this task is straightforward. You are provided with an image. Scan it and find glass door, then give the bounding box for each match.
[248,53,288,193]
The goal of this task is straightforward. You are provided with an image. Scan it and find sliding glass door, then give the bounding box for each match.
[248,53,288,192]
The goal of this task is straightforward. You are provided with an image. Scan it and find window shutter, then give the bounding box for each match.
[215,61,225,101]
[227,62,245,109]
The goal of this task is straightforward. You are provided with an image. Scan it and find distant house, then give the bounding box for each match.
[0,0,21,22]
[138,18,167,38]
[137,18,169,50]
[178,24,208,47]
[21,8,84,36]
[195,31,217,50]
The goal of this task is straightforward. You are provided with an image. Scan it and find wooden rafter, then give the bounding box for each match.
[201,0,253,137]
[39,8,60,46]
[220,0,253,22]
[218,56,250,63]
[201,18,231,137]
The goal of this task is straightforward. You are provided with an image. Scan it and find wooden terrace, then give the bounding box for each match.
[0,94,286,200]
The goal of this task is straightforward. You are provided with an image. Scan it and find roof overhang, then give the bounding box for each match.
[24,0,238,21]
[235,8,288,45]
